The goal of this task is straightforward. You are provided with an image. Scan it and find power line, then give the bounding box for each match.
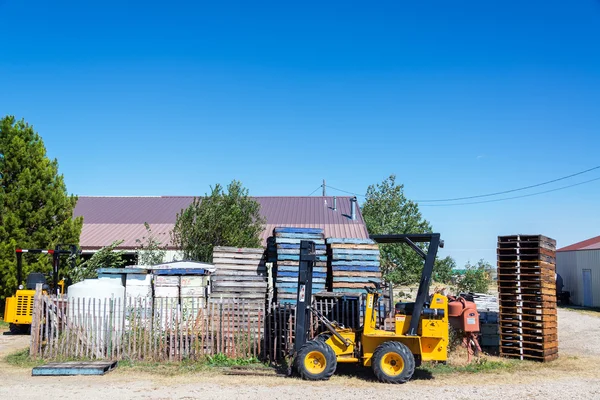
[419,176,600,207]
[416,165,600,202]
[326,185,366,197]
[308,185,322,196]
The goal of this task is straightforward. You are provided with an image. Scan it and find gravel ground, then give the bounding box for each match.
[1,308,599,400]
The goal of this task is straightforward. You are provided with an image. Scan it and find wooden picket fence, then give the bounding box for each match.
[30,288,264,361]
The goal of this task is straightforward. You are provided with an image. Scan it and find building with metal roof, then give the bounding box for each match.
[557,235,600,308]
[74,196,369,260]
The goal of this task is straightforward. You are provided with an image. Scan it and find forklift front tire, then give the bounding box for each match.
[296,340,337,381]
[372,341,415,384]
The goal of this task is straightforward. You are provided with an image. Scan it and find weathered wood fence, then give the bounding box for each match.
[30,290,264,362]
[30,289,392,363]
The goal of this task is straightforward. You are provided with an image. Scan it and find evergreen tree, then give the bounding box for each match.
[0,116,82,299]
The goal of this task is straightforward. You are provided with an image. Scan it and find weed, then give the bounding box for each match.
[421,357,519,375]
[4,348,45,368]
[205,353,261,367]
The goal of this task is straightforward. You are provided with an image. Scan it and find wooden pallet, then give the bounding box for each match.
[32,361,118,376]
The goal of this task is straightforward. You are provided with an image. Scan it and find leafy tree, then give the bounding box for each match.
[136,222,167,265]
[0,116,82,299]
[456,259,493,294]
[433,256,456,284]
[171,180,265,263]
[362,175,433,285]
[71,240,125,283]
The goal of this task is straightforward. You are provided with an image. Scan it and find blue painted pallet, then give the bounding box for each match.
[32,361,118,376]
[332,261,380,267]
[332,266,380,272]
[277,282,327,289]
[278,243,327,250]
[277,277,326,284]
[331,249,380,256]
[276,249,327,255]
[277,260,327,267]
[274,227,324,234]
[278,254,328,262]
[275,235,325,242]
[330,254,380,262]
[333,277,382,283]
[277,266,327,273]
[327,238,376,244]
[332,288,369,294]
[277,287,326,293]
[275,238,326,245]
[277,271,327,278]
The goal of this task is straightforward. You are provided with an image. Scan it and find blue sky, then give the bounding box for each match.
[1,1,599,267]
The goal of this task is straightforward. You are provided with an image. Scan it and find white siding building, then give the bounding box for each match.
[557,235,600,308]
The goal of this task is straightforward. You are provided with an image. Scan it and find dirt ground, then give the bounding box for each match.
[1,308,600,400]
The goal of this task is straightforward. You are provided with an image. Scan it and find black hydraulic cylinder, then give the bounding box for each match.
[16,251,23,287]
[294,240,316,353]
[53,245,60,296]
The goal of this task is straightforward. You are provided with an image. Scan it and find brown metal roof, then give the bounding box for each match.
[557,235,600,252]
[74,196,369,250]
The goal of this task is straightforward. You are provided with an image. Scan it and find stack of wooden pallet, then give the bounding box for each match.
[272,227,328,304]
[497,234,558,362]
[327,238,382,294]
[211,247,268,304]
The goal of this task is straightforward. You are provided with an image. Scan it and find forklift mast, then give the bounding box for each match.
[370,233,443,336]
[294,240,317,353]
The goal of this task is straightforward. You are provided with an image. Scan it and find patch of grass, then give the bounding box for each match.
[4,348,45,368]
[117,354,266,376]
[421,357,520,375]
[0,320,8,330]
[559,305,600,317]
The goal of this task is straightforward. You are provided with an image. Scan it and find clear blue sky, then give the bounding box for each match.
[1,0,599,267]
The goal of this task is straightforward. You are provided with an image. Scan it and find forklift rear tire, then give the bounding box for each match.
[296,340,337,381]
[372,341,415,384]
[8,323,28,335]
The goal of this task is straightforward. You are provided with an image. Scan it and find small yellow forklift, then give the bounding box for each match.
[292,234,448,383]
[3,245,77,334]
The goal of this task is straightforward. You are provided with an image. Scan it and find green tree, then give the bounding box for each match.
[456,259,493,294]
[71,240,125,283]
[362,175,433,285]
[0,116,82,299]
[171,180,265,263]
[433,256,456,284]
[136,222,167,265]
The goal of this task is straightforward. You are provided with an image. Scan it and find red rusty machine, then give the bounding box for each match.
[447,296,481,361]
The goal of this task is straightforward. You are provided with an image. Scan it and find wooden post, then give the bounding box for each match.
[29,284,42,358]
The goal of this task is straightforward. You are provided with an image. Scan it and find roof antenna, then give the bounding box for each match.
[322,179,326,197]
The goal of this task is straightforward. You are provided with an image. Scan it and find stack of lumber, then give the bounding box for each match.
[211,247,268,304]
[272,227,328,304]
[327,238,382,294]
[497,234,558,362]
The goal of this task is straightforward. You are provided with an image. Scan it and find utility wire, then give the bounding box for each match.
[326,185,366,197]
[419,176,600,207]
[308,185,323,196]
[416,165,600,202]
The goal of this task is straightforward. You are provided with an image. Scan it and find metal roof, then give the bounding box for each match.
[557,235,600,252]
[74,196,369,250]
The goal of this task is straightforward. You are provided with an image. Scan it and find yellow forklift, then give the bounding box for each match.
[292,234,448,383]
[3,245,77,334]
